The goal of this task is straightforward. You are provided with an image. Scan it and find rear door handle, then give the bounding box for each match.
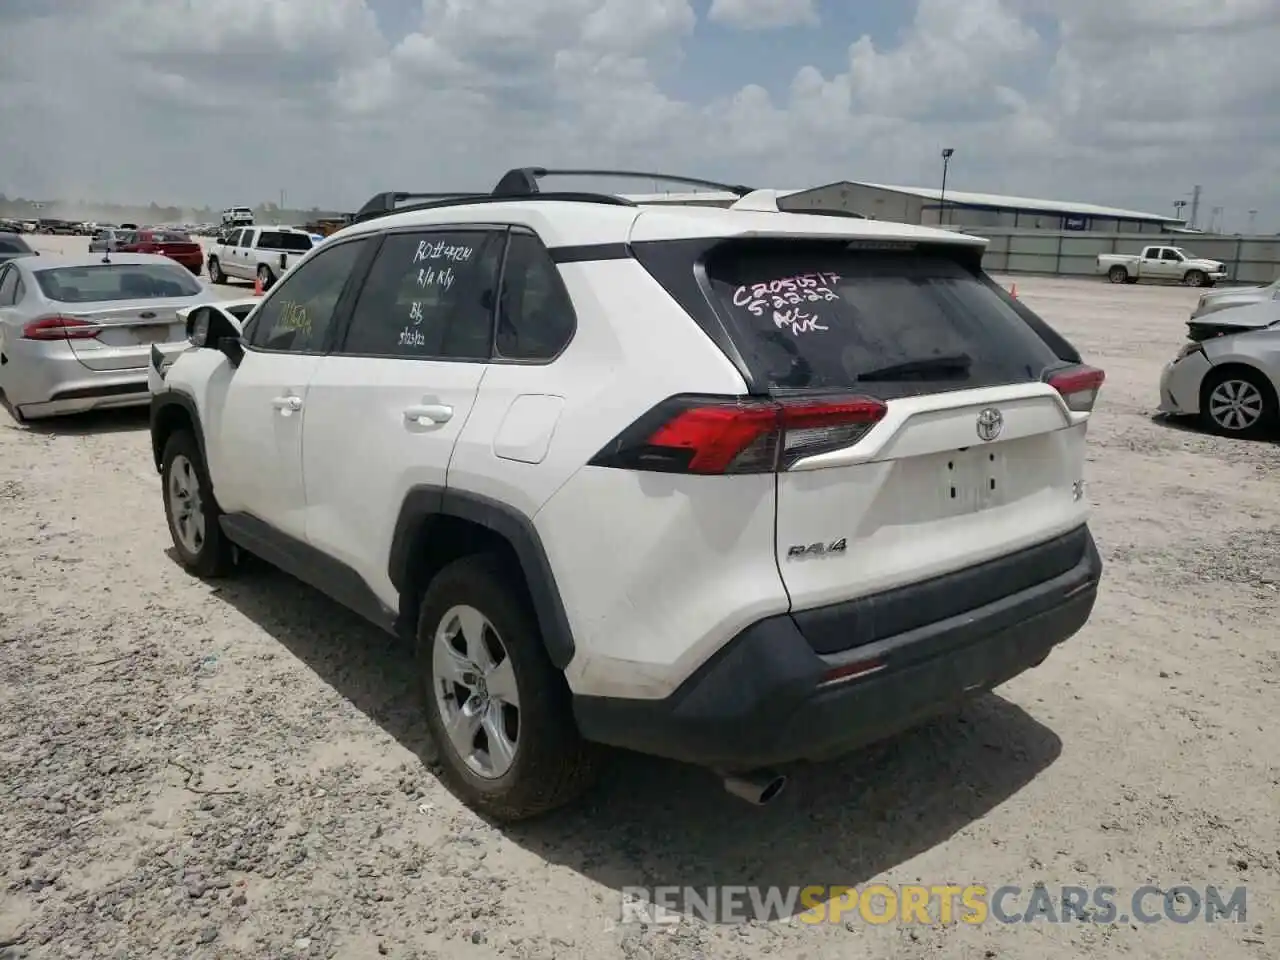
[403,404,452,425]
[271,395,302,413]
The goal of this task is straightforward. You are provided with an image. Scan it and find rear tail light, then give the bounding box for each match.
[1047,364,1105,413]
[588,394,888,475]
[21,316,102,341]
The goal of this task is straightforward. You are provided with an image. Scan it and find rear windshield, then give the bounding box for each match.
[34,263,203,303]
[153,230,192,243]
[704,243,1061,396]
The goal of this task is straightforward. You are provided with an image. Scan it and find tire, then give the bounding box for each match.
[1107,266,1128,284]
[161,431,234,577]
[1183,270,1207,287]
[1199,367,1277,437]
[208,258,225,284]
[417,553,598,821]
[257,264,275,291]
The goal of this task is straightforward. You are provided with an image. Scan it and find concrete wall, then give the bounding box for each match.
[969,229,1280,285]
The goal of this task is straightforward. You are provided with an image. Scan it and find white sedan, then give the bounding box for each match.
[0,252,223,421]
[1159,299,1280,435]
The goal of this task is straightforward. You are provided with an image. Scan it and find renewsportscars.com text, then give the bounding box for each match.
[620,884,1247,926]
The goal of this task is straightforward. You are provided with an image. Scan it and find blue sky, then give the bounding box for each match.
[0,0,1276,230]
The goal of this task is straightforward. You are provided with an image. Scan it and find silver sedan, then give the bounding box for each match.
[0,252,222,420]
[1159,299,1280,435]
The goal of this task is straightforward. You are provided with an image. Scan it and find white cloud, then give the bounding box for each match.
[707,0,818,30]
[0,0,1275,229]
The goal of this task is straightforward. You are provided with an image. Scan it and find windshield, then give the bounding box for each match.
[704,242,1060,397]
[35,263,203,302]
[0,237,31,254]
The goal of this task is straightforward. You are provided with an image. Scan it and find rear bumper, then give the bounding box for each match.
[18,379,148,418]
[2,340,149,419]
[573,526,1102,770]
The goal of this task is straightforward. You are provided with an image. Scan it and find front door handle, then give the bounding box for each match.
[403,404,452,425]
[271,395,302,412]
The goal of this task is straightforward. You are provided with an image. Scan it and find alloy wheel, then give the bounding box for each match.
[168,454,206,555]
[1208,379,1264,432]
[432,604,521,779]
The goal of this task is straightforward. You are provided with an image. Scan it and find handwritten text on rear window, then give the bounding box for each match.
[731,272,841,317]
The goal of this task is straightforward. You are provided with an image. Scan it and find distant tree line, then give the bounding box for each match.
[0,193,347,225]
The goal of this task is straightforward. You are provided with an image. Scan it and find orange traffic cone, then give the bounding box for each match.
[253,275,264,296]
[1010,282,1018,299]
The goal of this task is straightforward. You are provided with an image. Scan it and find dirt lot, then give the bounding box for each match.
[1,241,1276,959]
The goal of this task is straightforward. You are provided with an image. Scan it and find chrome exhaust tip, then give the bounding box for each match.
[721,770,787,806]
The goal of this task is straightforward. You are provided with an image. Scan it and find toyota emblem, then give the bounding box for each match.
[975,407,1003,442]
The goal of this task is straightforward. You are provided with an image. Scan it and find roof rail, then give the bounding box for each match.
[351,188,638,225]
[354,191,485,222]
[492,168,755,198]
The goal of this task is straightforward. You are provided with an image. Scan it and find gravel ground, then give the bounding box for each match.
[1,237,1276,959]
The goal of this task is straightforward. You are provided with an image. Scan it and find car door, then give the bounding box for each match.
[222,229,245,279]
[209,235,371,541]
[1137,247,1164,278]
[302,226,505,606]
[1161,248,1185,278]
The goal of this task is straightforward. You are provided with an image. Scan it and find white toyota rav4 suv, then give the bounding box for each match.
[148,169,1105,820]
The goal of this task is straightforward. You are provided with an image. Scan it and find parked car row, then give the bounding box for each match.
[89,228,205,274]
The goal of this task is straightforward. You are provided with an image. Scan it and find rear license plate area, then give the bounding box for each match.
[944,447,1003,513]
[133,325,173,345]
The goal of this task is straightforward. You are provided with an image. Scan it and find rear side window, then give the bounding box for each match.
[0,267,17,305]
[704,243,1060,396]
[496,232,576,361]
[34,263,203,303]
[273,232,314,253]
[339,230,503,360]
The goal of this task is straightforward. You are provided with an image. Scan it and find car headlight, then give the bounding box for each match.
[1176,341,1204,360]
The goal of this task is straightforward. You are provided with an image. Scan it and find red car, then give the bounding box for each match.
[118,229,204,275]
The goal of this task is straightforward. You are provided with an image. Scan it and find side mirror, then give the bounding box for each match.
[187,304,243,355]
[217,336,245,367]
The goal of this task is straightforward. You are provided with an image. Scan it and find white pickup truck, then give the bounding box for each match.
[205,226,316,291]
[1096,245,1226,287]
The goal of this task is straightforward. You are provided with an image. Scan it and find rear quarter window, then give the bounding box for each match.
[704,241,1061,397]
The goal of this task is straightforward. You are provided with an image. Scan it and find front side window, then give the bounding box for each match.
[339,230,503,360]
[33,262,203,303]
[246,237,368,353]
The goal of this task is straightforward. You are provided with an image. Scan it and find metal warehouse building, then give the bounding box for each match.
[627,180,1182,234]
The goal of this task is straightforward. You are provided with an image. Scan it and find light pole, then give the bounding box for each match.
[1248,210,1258,234]
[1173,199,1187,223]
[939,148,955,226]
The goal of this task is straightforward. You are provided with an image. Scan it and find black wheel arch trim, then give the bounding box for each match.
[149,390,209,482]
[390,485,576,669]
